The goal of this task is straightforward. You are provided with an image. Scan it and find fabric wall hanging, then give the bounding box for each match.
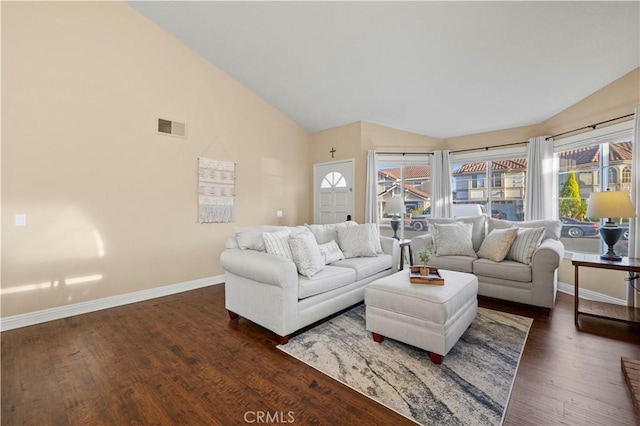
[198,157,235,223]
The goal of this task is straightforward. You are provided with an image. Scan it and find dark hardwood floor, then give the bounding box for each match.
[2,285,639,425]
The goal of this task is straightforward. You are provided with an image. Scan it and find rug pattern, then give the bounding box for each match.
[278,305,532,425]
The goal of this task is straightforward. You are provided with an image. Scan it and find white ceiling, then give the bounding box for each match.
[128,1,640,139]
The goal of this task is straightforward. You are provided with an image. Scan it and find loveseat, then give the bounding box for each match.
[410,215,564,313]
[221,222,400,343]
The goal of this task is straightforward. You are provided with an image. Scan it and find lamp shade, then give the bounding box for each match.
[385,196,405,215]
[585,191,636,219]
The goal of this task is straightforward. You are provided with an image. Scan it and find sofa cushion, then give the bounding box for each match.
[477,228,518,262]
[331,254,393,281]
[337,223,381,258]
[306,221,358,244]
[432,223,477,258]
[263,229,293,260]
[508,227,545,265]
[427,255,475,274]
[236,226,285,251]
[318,240,345,264]
[473,258,532,283]
[289,230,325,278]
[298,265,357,299]
[488,217,561,241]
[428,214,486,252]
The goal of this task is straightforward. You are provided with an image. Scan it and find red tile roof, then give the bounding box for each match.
[379,184,430,199]
[453,158,527,174]
[379,166,431,180]
[453,142,631,174]
[379,142,632,177]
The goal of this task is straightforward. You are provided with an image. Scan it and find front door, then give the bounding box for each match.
[313,159,354,224]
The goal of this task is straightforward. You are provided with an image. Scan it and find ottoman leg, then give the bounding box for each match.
[372,332,384,343]
[429,353,443,365]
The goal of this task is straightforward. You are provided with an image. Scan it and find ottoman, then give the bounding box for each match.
[365,268,478,364]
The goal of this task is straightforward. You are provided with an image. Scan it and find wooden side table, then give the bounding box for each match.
[399,239,413,270]
[571,253,640,327]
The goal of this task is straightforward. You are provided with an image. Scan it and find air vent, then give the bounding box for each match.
[157,117,187,138]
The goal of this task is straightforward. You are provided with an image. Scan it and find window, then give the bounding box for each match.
[376,154,431,239]
[320,172,346,188]
[492,171,503,188]
[472,174,485,189]
[622,166,632,185]
[452,147,527,222]
[554,121,634,256]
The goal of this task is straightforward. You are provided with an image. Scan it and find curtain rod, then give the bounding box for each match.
[377,151,434,155]
[378,112,635,157]
[451,140,528,154]
[545,113,635,141]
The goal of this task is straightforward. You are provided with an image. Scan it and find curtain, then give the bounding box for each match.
[524,136,557,221]
[628,106,640,306]
[430,150,453,218]
[364,150,378,224]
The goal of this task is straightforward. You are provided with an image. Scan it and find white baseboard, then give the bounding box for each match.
[557,281,626,305]
[0,275,225,332]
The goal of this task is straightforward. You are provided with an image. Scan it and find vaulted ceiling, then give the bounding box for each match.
[129,1,639,139]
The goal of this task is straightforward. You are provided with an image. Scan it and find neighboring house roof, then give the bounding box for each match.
[558,141,632,163]
[379,184,430,199]
[379,166,431,180]
[453,158,528,174]
[378,142,633,178]
[453,141,632,175]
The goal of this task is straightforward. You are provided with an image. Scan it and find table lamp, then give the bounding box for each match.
[585,190,636,261]
[385,196,405,240]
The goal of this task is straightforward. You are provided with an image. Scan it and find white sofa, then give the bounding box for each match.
[410,215,564,313]
[221,223,400,343]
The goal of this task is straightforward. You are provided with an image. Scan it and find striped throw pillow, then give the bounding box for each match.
[263,229,293,260]
[507,227,545,264]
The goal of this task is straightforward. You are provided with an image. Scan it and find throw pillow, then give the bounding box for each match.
[488,217,561,241]
[431,223,477,257]
[477,228,518,262]
[507,227,545,264]
[288,230,325,278]
[305,221,358,244]
[318,240,345,264]
[337,224,379,258]
[263,229,293,260]
[235,226,284,251]
[427,214,486,252]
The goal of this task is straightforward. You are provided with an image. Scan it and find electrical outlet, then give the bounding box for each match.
[276,210,283,218]
[15,214,26,226]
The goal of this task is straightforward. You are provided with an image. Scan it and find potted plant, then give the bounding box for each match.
[418,247,432,276]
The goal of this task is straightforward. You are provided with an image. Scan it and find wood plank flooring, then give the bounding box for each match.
[2,285,639,425]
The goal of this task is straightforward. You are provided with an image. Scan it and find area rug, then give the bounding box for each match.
[277,305,532,425]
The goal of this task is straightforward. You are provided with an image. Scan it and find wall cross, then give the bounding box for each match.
[330,147,336,158]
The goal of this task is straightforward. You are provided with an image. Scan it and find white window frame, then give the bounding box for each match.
[452,146,528,218]
[377,154,431,240]
[554,121,634,257]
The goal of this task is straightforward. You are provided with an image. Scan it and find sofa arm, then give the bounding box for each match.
[530,238,564,309]
[380,236,400,272]
[532,239,564,271]
[410,233,434,265]
[220,248,299,289]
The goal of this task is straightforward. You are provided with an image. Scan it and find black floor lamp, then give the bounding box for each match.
[585,190,636,261]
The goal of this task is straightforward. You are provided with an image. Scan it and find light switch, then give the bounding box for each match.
[276,210,283,218]
[15,214,26,226]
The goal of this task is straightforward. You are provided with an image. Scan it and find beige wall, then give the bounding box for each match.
[445,67,640,299]
[3,2,638,319]
[446,68,639,149]
[311,121,442,223]
[1,2,312,317]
